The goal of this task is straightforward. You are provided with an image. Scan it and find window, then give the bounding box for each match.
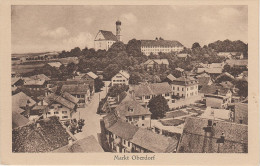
[173,86,175,90]
[58,105,62,108]
[142,124,144,126]
[54,111,59,114]
[177,87,179,91]
[145,96,150,99]
[182,88,184,91]
[81,95,85,98]
[187,88,188,91]
[128,142,130,147]
[240,120,243,124]
[142,116,145,120]
[62,111,67,114]
[62,116,68,119]
[165,93,169,97]
[124,140,126,145]
[47,112,51,114]
[129,117,132,121]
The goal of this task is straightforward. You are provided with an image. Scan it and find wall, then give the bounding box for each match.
[46,103,72,121]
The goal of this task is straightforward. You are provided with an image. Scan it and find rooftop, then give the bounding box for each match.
[12,116,73,152]
[61,84,90,94]
[199,84,231,96]
[144,59,169,65]
[97,30,118,41]
[131,128,178,153]
[171,76,198,86]
[52,135,104,153]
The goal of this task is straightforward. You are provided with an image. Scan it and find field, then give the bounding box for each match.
[12,63,45,74]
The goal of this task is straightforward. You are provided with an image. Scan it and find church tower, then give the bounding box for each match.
[116,20,122,41]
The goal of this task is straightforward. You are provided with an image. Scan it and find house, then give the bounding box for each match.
[47,62,62,68]
[12,91,36,118]
[114,94,152,128]
[11,77,24,88]
[131,128,178,153]
[29,74,51,82]
[177,117,248,153]
[219,81,234,89]
[111,70,130,86]
[196,72,211,78]
[61,84,90,107]
[215,72,235,83]
[12,116,75,152]
[103,114,139,153]
[234,102,248,125]
[23,77,47,91]
[143,59,169,71]
[102,112,178,153]
[52,135,104,153]
[170,76,199,99]
[12,111,29,129]
[86,71,99,80]
[197,67,223,76]
[199,84,232,109]
[217,52,233,59]
[129,82,173,105]
[140,39,184,56]
[199,107,231,122]
[43,92,78,121]
[226,59,248,68]
[94,30,118,51]
[29,105,48,121]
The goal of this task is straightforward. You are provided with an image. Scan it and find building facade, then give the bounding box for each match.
[141,39,184,56]
[111,70,130,86]
[170,76,199,99]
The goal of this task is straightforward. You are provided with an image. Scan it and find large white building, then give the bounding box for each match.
[94,20,122,51]
[141,39,184,56]
[111,70,130,86]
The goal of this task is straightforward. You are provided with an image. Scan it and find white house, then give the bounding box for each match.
[111,70,130,86]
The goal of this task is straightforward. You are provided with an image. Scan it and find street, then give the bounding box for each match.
[72,81,110,140]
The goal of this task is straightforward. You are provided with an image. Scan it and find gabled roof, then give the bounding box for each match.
[196,72,211,78]
[23,78,46,86]
[166,74,176,82]
[12,116,73,152]
[12,111,29,129]
[52,135,104,153]
[87,72,98,79]
[131,128,178,153]
[12,92,36,108]
[216,72,235,80]
[175,67,184,72]
[115,95,151,118]
[199,84,231,96]
[106,119,139,141]
[219,81,234,89]
[97,30,117,41]
[130,82,172,97]
[29,74,51,81]
[44,93,77,110]
[178,117,248,153]
[141,40,183,47]
[171,76,198,86]
[61,84,90,95]
[226,59,248,67]
[103,111,118,128]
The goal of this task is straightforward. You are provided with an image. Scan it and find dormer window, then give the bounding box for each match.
[128,106,134,112]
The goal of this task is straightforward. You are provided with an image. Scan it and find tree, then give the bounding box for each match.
[147,95,169,119]
[94,77,104,92]
[192,42,201,49]
[126,39,141,57]
[235,80,248,97]
[107,84,129,97]
[129,72,142,85]
[108,41,126,55]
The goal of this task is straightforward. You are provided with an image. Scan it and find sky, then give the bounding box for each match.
[12,5,248,54]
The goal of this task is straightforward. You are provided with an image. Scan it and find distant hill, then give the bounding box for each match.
[12,51,59,58]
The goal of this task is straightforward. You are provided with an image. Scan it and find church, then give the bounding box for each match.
[94,20,122,51]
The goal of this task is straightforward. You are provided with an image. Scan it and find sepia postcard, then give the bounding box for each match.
[0,0,259,165]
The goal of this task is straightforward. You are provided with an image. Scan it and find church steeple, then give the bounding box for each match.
[116,20,122,41]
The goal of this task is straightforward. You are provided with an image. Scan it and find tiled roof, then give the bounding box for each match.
[141,40,183,47]
[52,135,104,153]
[177,117,248,153]
[166,74,176,82]
[219,81,234,89]
[226,59,248,66]
[61,84,90,95]
[29,74,51,81]
[12,116,73,152]
[144,59,169,65]
[199,84,230,96]
[130,82,172,97]
[234,102,248,125]
[12,92,36,108]
[87,72,98,79]
[12,111,29,129]
[98,30,117,41]
[175,67,184,72]
[131,128,178,153]
[196,73,210,78]
[44,93,77,110]
[118,70,130,79]
[115,95,151,118]
[171,76,198,86]
[61,92,79,104]
[216,72,235,80]
[103,111,118,128]
[107,119,139,141]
